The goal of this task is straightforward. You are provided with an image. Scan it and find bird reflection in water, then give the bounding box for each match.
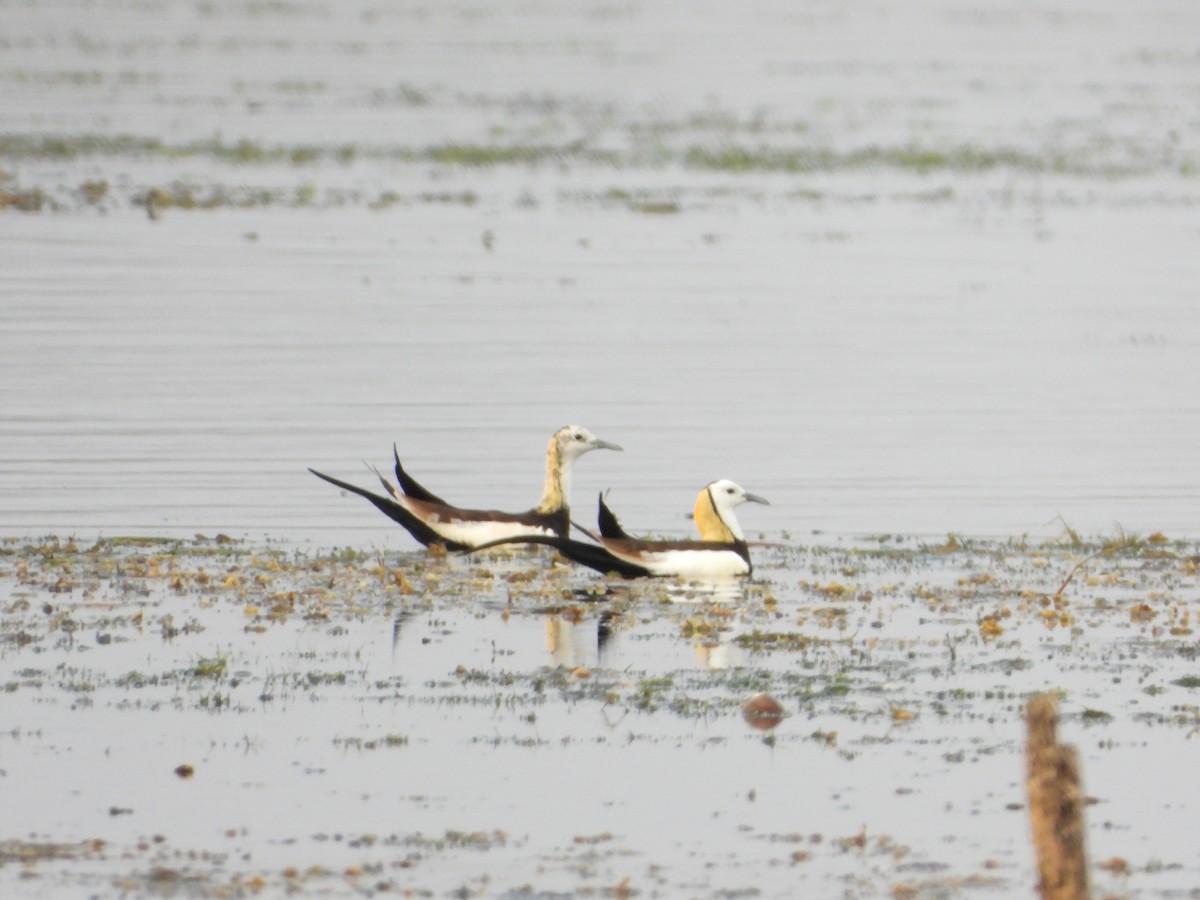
[676,579,754,671]
[391,610,413,660]
[544,609,621,669]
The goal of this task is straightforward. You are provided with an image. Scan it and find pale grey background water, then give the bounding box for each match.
[3,4,1200,897]
[2,0,1198,546]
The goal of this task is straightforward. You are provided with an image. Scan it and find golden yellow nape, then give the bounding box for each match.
[536,431,566,513]
[693,487,735,542]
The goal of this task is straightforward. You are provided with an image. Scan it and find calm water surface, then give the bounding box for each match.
[2,0,1199,546]
[3,202,1198,545]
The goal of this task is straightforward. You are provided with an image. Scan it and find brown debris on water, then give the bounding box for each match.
[741,692,786,730]
[0,839,105,863]
[1025,694,1090,900]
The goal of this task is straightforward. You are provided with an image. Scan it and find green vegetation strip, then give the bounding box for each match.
[1,133,1186,178]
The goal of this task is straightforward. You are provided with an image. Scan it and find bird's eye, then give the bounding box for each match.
[574,433,585,441]
[726,487,736,494]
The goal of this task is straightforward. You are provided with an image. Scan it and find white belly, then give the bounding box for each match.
[427,515,556,549]
[634,548,750,580]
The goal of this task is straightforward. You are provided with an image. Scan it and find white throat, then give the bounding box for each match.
[720,508,745,541]
[711,491,746,542]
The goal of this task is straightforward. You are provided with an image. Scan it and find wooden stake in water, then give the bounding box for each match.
[1026,694,1090,900]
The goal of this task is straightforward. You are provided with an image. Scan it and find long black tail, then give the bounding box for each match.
[392,445,450,505]
[308,468,467,550]
[467,534,651,579]
[596,491,631,539]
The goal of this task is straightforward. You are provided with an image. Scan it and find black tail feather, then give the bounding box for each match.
[309,468,468,551]
[371,466,398,499]
[467,534,651,579]
[392,445,449,506]
[597,491,630,539]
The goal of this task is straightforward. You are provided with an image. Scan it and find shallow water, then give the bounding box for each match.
[2,0,1200,897]
[2,535,1199,897]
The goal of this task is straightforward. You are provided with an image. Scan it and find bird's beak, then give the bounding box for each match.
[593,439,623,452]
[743,492,770,506]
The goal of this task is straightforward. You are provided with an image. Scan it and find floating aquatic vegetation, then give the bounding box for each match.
[1,530,1199,895]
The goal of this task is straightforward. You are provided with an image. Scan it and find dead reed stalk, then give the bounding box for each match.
[1026,694,1090,900]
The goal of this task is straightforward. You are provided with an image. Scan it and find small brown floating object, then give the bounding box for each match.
[741,692,786,730]
[1026,694,1090,900]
